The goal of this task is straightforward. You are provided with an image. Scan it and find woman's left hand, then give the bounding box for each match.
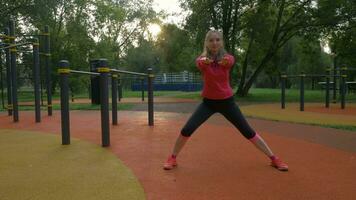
[218,56,229,66]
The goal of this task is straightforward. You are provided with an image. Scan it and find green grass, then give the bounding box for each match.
[322,125,356,132]
[245,114,356,132]
[168,88,356,103]
[1,88,355,108]
[1,90,197,102]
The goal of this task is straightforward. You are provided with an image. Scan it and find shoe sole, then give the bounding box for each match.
[163,164,177,170]
[271,165,288,171]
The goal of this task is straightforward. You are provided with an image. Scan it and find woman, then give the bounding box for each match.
[163,30,288,171]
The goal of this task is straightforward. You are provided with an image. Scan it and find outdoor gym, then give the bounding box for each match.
[1,1,356,200]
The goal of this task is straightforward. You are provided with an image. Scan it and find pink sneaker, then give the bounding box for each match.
[163,156,177,170]
[271,157,288,171]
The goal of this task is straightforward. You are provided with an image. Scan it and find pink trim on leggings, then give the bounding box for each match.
[249,133,260,143]
[180,133,191,138]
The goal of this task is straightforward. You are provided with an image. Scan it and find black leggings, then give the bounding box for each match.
[181,96,256,139]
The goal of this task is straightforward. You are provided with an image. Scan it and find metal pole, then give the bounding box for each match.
[118,76,122,101]
[98,59,110,147]
[333,56,337,103]
[44,25,52,116]
[112,74,118,125]
[9,20,19,122]
[88,85,91,99]
[281,73,286,109]
[147,68,154,126]
[40,77,44,106]
[4,28,12,116]
[33,39,41,122]
[141,77,145,101]
[300,72,305,111]
[325,68,330,108]
[58,60,70,145]
[0,51,4,109]
[341,67,347,109]
[89,59,100,105]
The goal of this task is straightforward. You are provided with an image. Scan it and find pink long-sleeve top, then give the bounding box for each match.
[196,54,235,100]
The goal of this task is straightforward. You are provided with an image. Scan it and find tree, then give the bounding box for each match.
[123,36,159,73]
[181,0,349,96]
[325,0,356,80]
[1,0,159,93]
[156,24,198,72]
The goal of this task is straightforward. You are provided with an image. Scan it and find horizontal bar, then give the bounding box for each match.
[70,70,99,76]
[16,34,42,37]
[308,74,342,77]
[110,68,147,76]
[0,34,10,39]
[17,50,33,53]
[303,74,327,77]
[0,42,33,50]
[319,82,356,84]
[281,74,342,78]
[1,33,45,38]
[281,75,299,78]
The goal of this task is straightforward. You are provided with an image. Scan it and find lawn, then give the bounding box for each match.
[1,88,355,111]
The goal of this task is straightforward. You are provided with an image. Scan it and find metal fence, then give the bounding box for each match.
[154,71,202,83]
[128,71,203,92]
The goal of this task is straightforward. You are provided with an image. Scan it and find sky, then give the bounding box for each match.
[152,0,185,25]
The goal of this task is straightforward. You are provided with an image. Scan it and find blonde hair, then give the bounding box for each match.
[201,30,226,61]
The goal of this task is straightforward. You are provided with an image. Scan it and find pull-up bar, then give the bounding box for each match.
[280,69,347,111]
[70,69,99,76]
[0,34,13,39]
[58,59,111,147]
[0,42,33,51]
[58,59,155,148]
[110,67,154,126]
[110,68,147,76]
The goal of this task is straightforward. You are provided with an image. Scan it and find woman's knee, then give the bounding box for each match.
[181,127,194,137]
[242,130,256,140]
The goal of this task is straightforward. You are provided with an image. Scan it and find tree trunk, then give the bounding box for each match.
[236,30,255,96]
[237,49,276,96]
[236,1,286,96]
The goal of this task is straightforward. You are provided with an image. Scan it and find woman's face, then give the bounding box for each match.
[207,33,222,54]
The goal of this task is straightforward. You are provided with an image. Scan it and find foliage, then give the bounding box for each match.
[0,0,355,97]
[180,0,356,96]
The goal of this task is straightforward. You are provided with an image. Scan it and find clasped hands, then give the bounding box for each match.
[201,56,229,66]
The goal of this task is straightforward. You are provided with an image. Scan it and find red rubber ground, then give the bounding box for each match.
[1,111,355,200]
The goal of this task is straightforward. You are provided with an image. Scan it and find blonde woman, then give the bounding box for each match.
[163,30,288,171]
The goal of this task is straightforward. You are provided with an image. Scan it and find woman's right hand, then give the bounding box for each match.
[201,57,213,65]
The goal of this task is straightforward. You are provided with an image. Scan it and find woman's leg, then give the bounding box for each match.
[220,103,273,156]
[172,101,215,156]
[248,133,274,157]
[220,101,288,170]
[164,102,215,170]
[171,134,190,157]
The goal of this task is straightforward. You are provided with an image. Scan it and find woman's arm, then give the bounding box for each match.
[218,54,235,69]
[196,56,212,71]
